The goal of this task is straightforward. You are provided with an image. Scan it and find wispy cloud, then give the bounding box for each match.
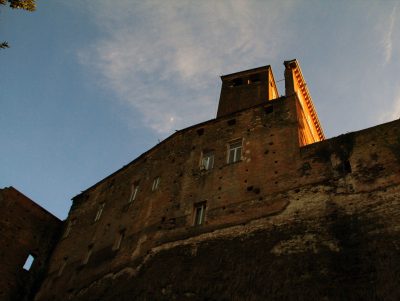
[382,4,397,65]
[78,0,296,135]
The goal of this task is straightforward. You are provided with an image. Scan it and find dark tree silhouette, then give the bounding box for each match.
[1,0,36,49]
[0,0,35,11]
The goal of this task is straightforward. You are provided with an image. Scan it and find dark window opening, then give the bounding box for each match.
[23,254,36,271]
[264,105,273,114]
[193,202,206,226]
[227,119,236,126]
[343,160,352,174]
[231,78,243,87]
[249,74,261,83]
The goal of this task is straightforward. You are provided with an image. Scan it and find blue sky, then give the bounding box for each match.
[1,0,399,219]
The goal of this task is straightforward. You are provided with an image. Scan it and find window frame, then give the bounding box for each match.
[193,202,207,226]
[227,139,243,164]
[152,176,160,191]
[94,203,105,222]
[200,151,214,171]
[128,184,139,203]
[113,230,125,251]
[82,246,93,265]
[22,253,36,271]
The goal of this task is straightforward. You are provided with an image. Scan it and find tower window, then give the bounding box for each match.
[249,74,261,83]
[193,202,206,226]
[152,177,160,191]
[201,151,214,171]
[23,254,35,271]
[94,203,105,222]
[196,128,204,136]
[231,78,243,87]
[227,139,242,164]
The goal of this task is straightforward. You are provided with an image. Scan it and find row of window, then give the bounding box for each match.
[58,139,244,276]
[63,139,243,240]
[58,201,207,276]
[229,74,261,87]
[201,138,242,170]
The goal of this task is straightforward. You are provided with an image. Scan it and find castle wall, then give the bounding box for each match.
[28,60,400,300]
[35,118,400,301]
[0,187,61,301]
[35,93,304,299]
[36,80,400,300]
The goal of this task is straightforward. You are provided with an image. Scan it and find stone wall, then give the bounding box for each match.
[53,182,400,301]
[0,187,61,301]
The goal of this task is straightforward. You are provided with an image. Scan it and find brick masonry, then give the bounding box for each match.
[3,60,400,301]
[0,187,61,301]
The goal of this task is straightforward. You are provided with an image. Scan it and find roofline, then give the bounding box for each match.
[1,186,61,221]
[220,65,271,80]
[72,96,286,201]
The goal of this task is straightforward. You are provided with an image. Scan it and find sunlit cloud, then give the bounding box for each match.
[382,5,397,65]
[78,0,296,135]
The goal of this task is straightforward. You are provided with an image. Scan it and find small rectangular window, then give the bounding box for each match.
[231,78,243,87]
[201,151,214,171]
[227,119,236,126]
[113,231,125,251]
[128,185,139,203]
[83,246,93,265]
[94,203,105,222]
[227,139,242,164]
[58,258,68,276]
[23,254,35,271]
[249,74,260,84]
[152,177,160,191]
[193,202,206,226]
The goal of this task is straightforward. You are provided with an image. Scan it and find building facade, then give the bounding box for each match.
[3,60,400,300]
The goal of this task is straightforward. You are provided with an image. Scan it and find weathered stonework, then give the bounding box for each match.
[0,187,61,301]
[3,59,400,301]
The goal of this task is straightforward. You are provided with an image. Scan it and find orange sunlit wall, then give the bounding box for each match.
[284,60,325,146]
